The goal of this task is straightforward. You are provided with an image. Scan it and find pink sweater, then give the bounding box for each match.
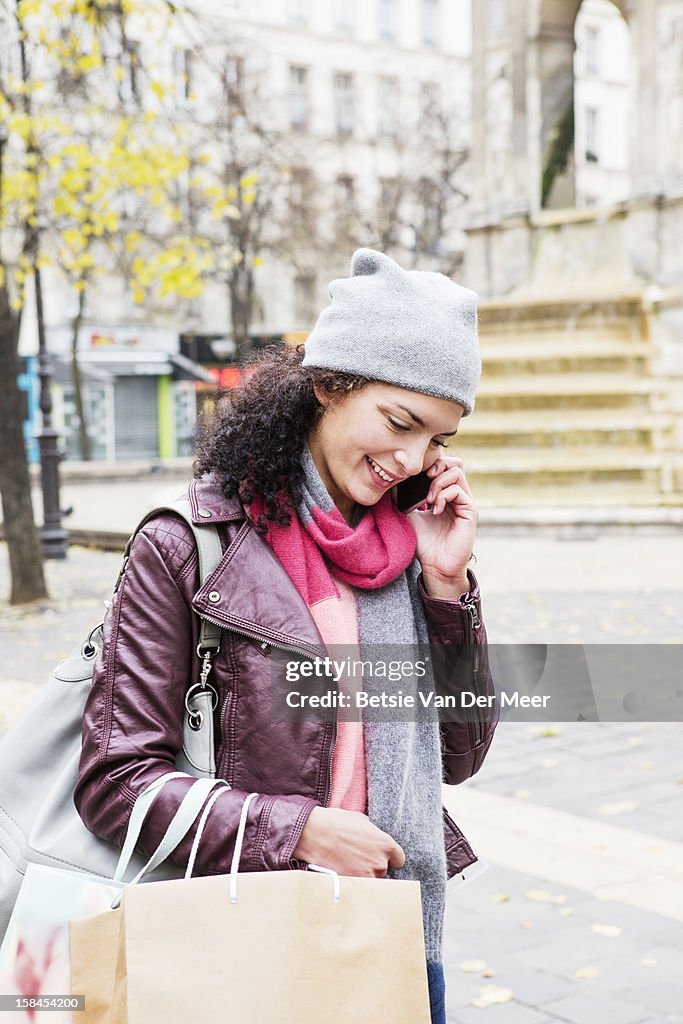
[308,579,367,813]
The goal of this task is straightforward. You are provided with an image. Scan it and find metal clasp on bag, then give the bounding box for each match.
[81,624,103,660]
[185,645,220,731]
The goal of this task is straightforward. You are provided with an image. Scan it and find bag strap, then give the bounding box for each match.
[112,775,231,896]
[114,496,223,654]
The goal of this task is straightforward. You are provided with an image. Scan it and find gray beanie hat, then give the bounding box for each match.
[302,248,480,415]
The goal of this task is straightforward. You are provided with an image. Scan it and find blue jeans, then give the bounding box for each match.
[426,960,446,1024]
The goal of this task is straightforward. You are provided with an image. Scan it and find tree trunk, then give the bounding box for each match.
[230,264,253,361]
[71,288,91,460]
[0,285,48,604]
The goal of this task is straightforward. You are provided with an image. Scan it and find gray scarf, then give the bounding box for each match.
[297,447,447,962]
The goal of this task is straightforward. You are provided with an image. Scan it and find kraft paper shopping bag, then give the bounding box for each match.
[70,793,431,1024]
[71,869,431,1024]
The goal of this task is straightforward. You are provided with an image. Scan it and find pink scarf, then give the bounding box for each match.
[249,490,417,606]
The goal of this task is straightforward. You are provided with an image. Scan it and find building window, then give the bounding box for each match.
[377,176,401,246]
[423,0,438,47]
[289,65,309,130]
[335,0,354,33]
[585,106,599,162]
[377,0,395,40]
[173,48,194,106]
[335,174,356,234]
[294,274,316,324]
[377,76,399,138]
[419,81,439,119]
[290,166,313,208]
[417,176,442,254]
[489,0,506,32]
[585,25,600,75]
[288,0,310,24]
[335,173,355,210]
[334,72,354,136]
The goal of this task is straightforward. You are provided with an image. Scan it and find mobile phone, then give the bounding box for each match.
[396,471,432,514]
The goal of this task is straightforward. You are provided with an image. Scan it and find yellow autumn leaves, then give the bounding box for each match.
[2,0,264,313]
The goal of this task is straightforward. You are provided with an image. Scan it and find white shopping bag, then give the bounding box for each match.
[0,774,229,1024]
[0,863,122,1024]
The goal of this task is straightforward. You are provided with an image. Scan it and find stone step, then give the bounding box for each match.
[456,411,674,449]
[480,343,651,376]
[465,448,673,490]
[475,490,683,509]
[478,294,645,331]
[475,374,669,411]
[480,325,643,344]
[465,447,664,471]
[480,340,651,357]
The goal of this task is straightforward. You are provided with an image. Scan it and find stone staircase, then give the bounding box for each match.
[455,296,683,514]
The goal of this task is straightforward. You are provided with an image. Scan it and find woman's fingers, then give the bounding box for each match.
[431,483,478,519]
[427,464,473,502]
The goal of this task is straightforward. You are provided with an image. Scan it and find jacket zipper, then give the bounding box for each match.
[219,690,235,782]
[197,611,336,804]
[465,601,484,747]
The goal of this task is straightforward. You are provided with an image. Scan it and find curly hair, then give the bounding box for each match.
[193,345,370,532]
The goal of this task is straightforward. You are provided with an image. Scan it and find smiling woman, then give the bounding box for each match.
[76,249,498,1024]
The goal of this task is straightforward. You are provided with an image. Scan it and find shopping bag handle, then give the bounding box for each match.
[113,770,188,881]
[307,864,341,902]
[226,794,341,904]
[229,792,259,903]
[184,783,230,879]
[113,775,230,885]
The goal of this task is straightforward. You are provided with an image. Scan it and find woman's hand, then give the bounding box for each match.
[410,456,478,600]
[293,807,405,877]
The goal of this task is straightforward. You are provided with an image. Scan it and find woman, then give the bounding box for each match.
[76,248,498,1024]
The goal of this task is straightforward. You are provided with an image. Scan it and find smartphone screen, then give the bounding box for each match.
[395,471,432,514]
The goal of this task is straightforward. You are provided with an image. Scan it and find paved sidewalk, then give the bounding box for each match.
[1,524,682,1023]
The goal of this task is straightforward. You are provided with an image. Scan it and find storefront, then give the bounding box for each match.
[49,326,212,462]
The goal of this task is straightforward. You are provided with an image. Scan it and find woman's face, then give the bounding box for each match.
[308,382,464,522]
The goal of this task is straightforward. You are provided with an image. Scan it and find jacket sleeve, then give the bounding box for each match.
[418,568,499,785]
[74,520,318,876]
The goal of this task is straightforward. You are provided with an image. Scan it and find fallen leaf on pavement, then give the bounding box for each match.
[597,801,638,816]
[491,893,510,904]
[459,960,488,973]
[591,923,623,937]
[526,888,567,905]
[472,985,514,1008]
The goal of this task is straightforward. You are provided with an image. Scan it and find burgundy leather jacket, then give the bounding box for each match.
[75,474,498,880]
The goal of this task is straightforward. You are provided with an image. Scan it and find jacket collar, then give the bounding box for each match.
[189,475,327,658]
[188,474,244,524]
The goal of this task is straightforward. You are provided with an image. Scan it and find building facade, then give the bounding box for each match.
[466,0,683,299]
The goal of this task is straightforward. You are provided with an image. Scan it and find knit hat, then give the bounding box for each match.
[302,248,480,415]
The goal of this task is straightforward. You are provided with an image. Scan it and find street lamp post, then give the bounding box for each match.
[35,267,68,560]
